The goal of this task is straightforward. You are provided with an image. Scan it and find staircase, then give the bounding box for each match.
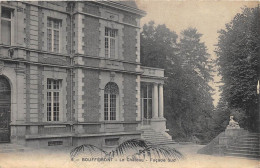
[0,143,30,153]
[225,133,260,159]
[141,128,175,145]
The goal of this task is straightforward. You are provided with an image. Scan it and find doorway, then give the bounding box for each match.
[0,75,11,143]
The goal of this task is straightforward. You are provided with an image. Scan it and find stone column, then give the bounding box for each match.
[159,84,164,118]
[15,66,26,123]
[152,83,158,119]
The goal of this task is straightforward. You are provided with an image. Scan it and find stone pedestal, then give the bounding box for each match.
[150,118,167,132]
[225,128,248,137]
[218,128,249,147]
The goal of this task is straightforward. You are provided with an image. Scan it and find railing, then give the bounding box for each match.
[140,66,164,78]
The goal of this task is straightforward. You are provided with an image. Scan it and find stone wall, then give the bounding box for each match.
[123,74,137,122]
[123,26,137,62]
[0,1,144,147]
[82,16,100,57]
[82,69,100,122]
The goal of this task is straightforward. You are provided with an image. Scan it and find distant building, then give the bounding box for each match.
[0,1,171,148]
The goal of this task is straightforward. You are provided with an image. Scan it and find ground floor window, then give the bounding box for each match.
[141,83,152,120]
[104,82,119,121]
[47,79,61,121]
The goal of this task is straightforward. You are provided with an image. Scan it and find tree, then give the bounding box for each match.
[216,6,260,131]
[169,28,214,141]
[141,21,178,69]
[141,22,214,142]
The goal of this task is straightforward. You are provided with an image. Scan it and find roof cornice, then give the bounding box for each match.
[93,1,146,17]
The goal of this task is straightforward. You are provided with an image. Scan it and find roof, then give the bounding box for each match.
[95,1,146,16]
[116,1,138,9]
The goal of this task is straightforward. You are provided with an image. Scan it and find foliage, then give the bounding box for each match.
[141,22,214,142]
[131,145,183,161]
[210,98,230,134]
[110,138,151,158]
[70,139,183,161]
[141,21,178,69]
[173,28,214,141]
[215,6,260,131]
[70,144,108,160]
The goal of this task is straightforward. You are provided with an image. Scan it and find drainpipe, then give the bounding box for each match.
[69,1,74,146]
[257,5,260,133]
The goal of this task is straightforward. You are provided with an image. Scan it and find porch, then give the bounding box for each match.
[140,66,172,144]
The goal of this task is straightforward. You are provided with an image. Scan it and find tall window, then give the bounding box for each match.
[1,7,13,45]
[105,27,118,58]
[47,18,61,52]
[47,79,61,121]
[104,82,119,121]
[141,83,152,121]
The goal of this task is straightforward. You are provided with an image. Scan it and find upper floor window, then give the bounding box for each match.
[47,18,61,53]
[104,82,119,121]
[105,27,118,59]
[47,79,61,121]
[1,7,13,45]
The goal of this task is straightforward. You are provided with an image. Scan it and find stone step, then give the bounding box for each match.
[234,139,260,143]
[144,138,172,142]
[235,140,260,145]
[145,139,172,142]
[239,136,260,139]
[143,133,170,137]
[141,128,174,145]
[0,143,29,153]
[239,134,260,138]
[142,135,170,138]
[142,135,171,139]
[145,139,176,145]
[143,137,171,141]
[239,140,259,144]
[230,144,260,150]
[228,145,260,151]
[0,148,25,153]
[226,149,260,155]
[224,132,260,159]
[224,152,260,159]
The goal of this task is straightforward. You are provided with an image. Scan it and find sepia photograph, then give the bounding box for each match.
[0,0,259,168]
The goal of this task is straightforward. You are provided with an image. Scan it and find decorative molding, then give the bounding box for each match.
[0,61,4,75]
[94,1,146,17]
[17,7,24,13]
[8,48,14,58]
[77,11,140,29]
[110,71,116,82]
[39,54,69,66]
[15,67,25,74]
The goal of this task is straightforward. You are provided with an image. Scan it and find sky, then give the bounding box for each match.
[135,0,259,106]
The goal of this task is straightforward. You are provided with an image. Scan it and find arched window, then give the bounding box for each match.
[104,82,119,121]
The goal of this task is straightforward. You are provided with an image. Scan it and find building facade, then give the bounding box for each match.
[0,1,170,148]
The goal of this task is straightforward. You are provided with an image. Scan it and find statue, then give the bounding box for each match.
[226,116,240,129]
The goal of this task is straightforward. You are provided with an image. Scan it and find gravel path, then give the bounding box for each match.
[0,143,258,168]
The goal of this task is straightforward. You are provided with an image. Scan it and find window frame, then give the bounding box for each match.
[46,79,62,122]
[105,27,118,59]
[104,82,119,121]
[0,6,14,46]
[104,93,117,121]
[47,17,61,53]
[141,83,153,120]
